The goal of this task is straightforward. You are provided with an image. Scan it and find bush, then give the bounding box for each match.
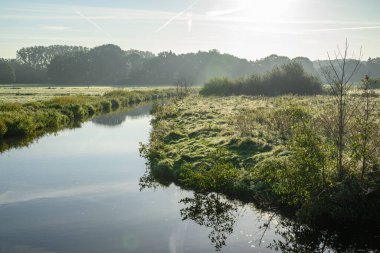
[2,113,36,136]
[199,77,233,96]
[200,62,322,96]
[270,106,311,139]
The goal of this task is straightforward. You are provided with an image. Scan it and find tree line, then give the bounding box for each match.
[0,44,379,85]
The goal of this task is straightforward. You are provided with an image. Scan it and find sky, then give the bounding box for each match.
[0,0,380,60]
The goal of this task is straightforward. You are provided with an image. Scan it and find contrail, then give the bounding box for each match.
[155,0,199,33]
[72,7,111,38]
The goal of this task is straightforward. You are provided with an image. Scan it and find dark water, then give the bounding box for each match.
[0,106,283,253]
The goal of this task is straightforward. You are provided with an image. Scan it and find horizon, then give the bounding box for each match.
[1,0,380,60]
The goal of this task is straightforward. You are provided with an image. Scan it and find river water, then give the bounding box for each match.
[0,105,284,253]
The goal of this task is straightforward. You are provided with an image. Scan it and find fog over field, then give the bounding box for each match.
[1,0,380,60]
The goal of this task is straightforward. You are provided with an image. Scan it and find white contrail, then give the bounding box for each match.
[72,7,111,38]
[155,0,199,33]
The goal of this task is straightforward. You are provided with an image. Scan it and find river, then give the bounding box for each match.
[0,105,285,253]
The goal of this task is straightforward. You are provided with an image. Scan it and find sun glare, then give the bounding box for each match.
[238,0,293,21]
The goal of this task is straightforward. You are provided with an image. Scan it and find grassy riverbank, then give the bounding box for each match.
[141,94,380,229]
[0,87,176,151]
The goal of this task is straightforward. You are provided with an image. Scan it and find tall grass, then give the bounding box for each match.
[0,88,177,142]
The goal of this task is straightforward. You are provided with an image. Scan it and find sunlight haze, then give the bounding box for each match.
[1,0,380,60]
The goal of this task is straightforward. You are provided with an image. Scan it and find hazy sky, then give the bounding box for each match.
[1,0,379,60]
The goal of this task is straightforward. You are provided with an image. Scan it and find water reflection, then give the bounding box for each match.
[180,193,239,251]
[0,104,152,153]
[139,170,270,252]
[270,219,380,253]
[92,104,152,127]
[0,134,42,153]
[139,166,380,252]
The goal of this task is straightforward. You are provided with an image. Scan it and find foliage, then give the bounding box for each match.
[269,106,311,140]
[180,155,238,193]
[200,62,323,96]
[0,88,177,152]
[141,94,380,233]
[5,44,380,85]
[0,59,16,84]
[16,45,88,69]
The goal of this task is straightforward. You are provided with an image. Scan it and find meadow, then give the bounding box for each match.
[141,92,380,235]
[0,85,175,103]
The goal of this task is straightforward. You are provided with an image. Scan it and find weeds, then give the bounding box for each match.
[0,88,177,150]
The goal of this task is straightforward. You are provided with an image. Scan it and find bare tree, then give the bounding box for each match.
[320,40,362,176]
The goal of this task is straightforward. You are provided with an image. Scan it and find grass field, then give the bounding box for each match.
[142,93,380,233]
[0,85,173,103]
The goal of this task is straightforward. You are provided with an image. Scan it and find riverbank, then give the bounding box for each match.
[0,88,177,151]
[141,94,380,247]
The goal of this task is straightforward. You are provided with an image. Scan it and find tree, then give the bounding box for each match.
[0,59,15,84]
[320,40,362,176]
[47,51,90,84]
[87,44,127,84]
[350,76,379,180]
[16,45,88,70]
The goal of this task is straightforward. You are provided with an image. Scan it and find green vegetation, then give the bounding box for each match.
[200,62,322,96]
[0,59,15,84]
[0,85,117,103]
[0,88,176,152]
[2,45,380,86]
[141,44,380,250]
[141,91,380,229]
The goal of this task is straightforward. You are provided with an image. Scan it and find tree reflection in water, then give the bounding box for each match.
[139,169,380,252]
[139,169,241,251]
[270,221,336,253]
[270,219,380,253]
[179,193,239,251]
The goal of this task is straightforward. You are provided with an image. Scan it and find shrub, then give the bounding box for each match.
[200,62,322,96]
[199,77,232,96]
[270,106,311,139]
